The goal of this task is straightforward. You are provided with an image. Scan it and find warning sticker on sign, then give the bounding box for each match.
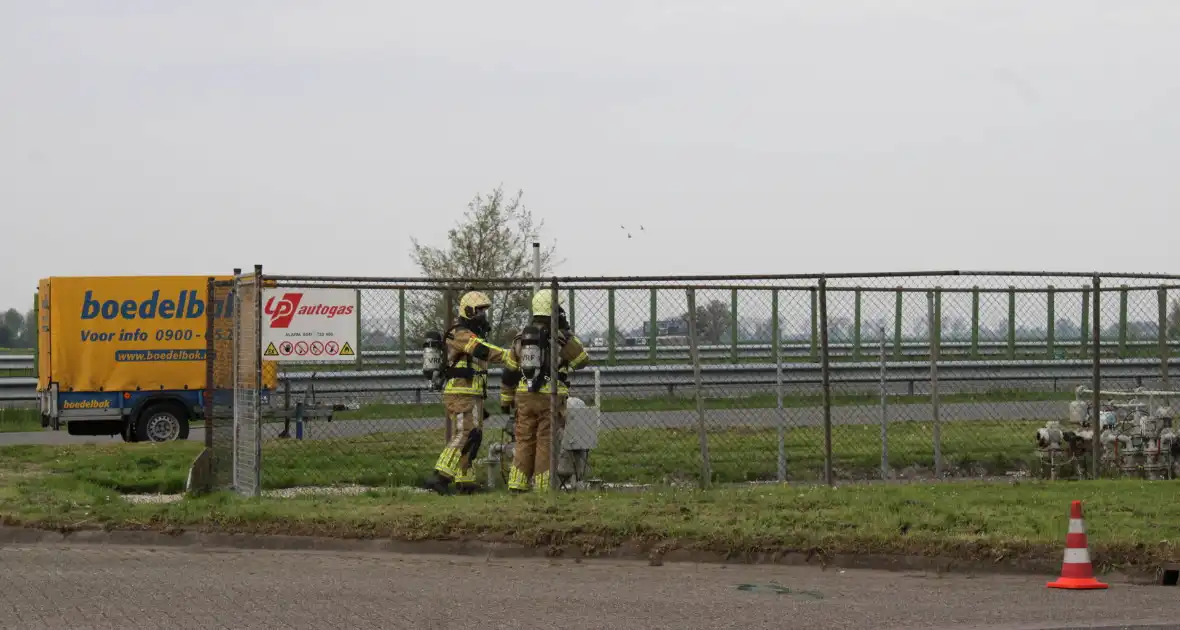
[261,287,360,363]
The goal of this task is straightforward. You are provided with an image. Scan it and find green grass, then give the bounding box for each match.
[0,419,1045,495]
[334,390,1074,421]
[0,408,40,433]
[0,467,1176,571]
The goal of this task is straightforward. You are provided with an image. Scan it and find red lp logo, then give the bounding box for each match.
[264,293,303,328]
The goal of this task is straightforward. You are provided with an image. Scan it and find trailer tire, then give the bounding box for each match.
[134,403,191,443]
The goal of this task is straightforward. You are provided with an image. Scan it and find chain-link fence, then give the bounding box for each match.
[204,269,1180,496]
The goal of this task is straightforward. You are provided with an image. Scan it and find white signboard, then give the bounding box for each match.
[260,287,359,363]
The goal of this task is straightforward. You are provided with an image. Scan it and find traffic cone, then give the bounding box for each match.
[1047,500,1108,590]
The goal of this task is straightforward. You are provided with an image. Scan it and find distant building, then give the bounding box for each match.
[643,318,689,338]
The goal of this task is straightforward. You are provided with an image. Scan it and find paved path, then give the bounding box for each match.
[0,400,1059,446]
[0,544,1173,629]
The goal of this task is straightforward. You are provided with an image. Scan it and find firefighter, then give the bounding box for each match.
[500,291,591,492]
[423,290,510,495]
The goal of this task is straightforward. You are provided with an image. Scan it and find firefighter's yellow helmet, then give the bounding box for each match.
[459,291,491,319]
[531,290,562,317]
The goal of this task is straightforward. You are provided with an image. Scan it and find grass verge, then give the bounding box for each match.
[0,408,40,433]
[0,420,1045,494]
[0,472,1176,573]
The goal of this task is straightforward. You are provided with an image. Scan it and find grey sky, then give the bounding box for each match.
[3,1,1178,311]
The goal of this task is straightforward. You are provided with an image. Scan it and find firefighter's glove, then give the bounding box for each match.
[556,330,570,346]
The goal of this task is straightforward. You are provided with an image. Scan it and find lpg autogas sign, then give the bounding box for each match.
[260,287,359,364]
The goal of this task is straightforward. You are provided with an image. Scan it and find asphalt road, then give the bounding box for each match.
[0,400,1060,446]
[0,543,1173,630]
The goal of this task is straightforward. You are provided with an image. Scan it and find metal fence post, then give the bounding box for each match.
[398,288,406,369]
[686,287,711,489]
[252,264,263,497]
[853,288,862,360]
[1118,285,1129,358]
[549,277,561,495]
[1159,286,1170,397]
[879,324,888,480]
[927,289,942,478]
[204,276,216,452]
[818,277,833,486]
[970,286,980,359]
[443,289,454,444]
[607,288,617,365]
[730,288,739,364]
[648,288,658,361]
[1007,286,1016,360]
[1046,285,1056,359]
[772,288,786,482]
[893,287,904,361]
[1090,275,1101,479]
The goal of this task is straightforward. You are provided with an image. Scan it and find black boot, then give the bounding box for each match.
[423,471,454,495]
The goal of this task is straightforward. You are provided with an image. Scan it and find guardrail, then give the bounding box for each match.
[7,356,1177,404]
[0,356,34,370]
[2,339,1174,372]
[0,377,36,401]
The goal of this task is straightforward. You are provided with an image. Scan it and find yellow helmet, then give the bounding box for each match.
[459,291,491,319]
[531,290,562,317]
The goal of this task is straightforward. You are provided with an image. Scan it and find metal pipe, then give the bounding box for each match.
[879,324,889,480]
[686,287,711,489]
[1091,275,1102,479]
[773,289,786,482]
[927,290,942,478]
[818,278,833,486]
[549,277,560,495]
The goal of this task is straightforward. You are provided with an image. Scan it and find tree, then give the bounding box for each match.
[406,186,560,346]
[21,309,36,349]
[682,299,731,345]
[2,310,22,348]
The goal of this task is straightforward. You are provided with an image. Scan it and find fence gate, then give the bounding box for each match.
[231,270,263,496]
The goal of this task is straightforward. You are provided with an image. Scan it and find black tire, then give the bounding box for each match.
[134,403,191,443]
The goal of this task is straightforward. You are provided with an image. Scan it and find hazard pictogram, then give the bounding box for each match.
[279,341,294,356]
[326,341,340,355]
[338,342,355,356]
[310,341,324,356]
[263,342,279,357]
[295,341,309,356]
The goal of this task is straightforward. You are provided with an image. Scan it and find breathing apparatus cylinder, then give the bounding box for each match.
[422,331,444,390]
[519,324,544,380]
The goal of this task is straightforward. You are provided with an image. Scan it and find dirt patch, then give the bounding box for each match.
[0,523,1160,584]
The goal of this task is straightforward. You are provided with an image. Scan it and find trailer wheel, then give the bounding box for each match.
[134,403,191,443]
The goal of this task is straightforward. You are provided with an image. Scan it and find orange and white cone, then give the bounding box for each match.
[1047,500,1108,590]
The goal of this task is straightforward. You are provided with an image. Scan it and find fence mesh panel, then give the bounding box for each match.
[205,278,236,490]
[205,271,1180,491]
[232,271,262,496]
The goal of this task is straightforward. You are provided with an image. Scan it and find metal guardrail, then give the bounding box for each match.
[1,339,1173,371]
[0,356,34,370]
[0,377,36,401]
[278,357,1180,392]
[6,356,1177,403]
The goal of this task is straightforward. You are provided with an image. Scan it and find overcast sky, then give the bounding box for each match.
[2,1,1178,310]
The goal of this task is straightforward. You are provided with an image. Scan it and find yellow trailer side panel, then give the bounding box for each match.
[37,278,51,391]
[48,276,226,392]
